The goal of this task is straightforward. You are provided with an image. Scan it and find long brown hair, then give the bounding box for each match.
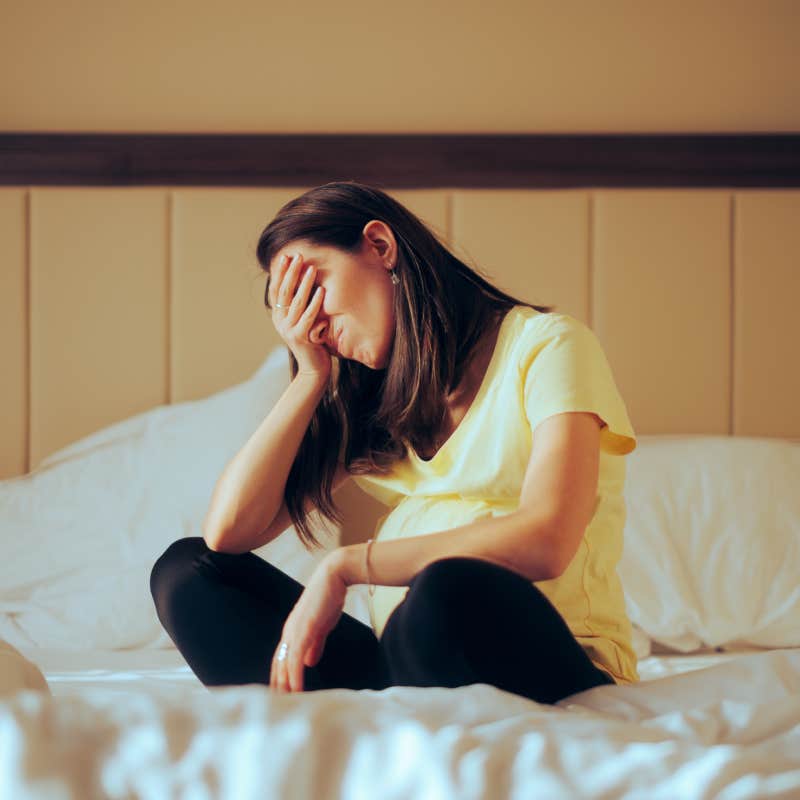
[255,181,555,551]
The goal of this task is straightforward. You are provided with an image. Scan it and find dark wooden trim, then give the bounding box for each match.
[1,133,798,187]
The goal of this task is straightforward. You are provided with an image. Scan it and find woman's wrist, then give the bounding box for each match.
[326,544,364,587]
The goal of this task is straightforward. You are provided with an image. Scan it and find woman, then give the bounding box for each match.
[150,180,638,704]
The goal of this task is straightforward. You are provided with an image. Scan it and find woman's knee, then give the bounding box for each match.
[390,556,535,644]
[149,535,209,606]
[385,558,477,645]
[408,556,500,608]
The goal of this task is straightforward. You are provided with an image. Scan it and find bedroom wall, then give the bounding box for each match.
[1,0,798,133]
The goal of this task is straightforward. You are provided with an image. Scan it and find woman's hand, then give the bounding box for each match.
[268,252,332,380]
[269,553,348,693]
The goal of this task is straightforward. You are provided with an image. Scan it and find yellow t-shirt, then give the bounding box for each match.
[351,305,640,685]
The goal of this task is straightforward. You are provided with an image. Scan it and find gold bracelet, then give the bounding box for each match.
[364,538,376,596]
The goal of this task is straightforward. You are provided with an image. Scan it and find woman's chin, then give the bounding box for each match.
[350,344,388,370]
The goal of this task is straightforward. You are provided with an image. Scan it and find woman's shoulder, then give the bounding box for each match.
[512,305,583,333]
[508,307,590,353]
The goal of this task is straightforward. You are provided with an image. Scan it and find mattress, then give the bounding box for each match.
[15,643,787,698]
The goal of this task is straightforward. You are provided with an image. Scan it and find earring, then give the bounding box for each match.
[389,266,400,285]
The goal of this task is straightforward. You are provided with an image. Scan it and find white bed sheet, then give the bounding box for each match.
[14,643,778,698]
[2,645,799,799]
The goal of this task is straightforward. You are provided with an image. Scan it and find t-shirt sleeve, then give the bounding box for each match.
[520,317,637,455]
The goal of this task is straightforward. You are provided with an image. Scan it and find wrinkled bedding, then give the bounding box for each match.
[1,646,798,799]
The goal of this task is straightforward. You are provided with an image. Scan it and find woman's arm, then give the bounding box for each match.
[331,410,603,588]
[331,508,562,588]
[202,371,329,552]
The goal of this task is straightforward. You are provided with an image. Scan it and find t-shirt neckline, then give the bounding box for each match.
[408,306,520,466]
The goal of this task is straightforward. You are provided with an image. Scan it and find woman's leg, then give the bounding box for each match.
[379,556,615,705]
[150,536,391,691]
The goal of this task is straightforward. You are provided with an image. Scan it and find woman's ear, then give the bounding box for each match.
[309,316,330,347]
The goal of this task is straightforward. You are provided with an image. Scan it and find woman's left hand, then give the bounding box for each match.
[269,553,348,693]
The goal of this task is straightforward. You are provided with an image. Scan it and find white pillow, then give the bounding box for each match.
[629,623,652,659]
[619,435,800,653]
[0,346,361,651]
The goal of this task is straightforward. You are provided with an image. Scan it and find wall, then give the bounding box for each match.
[1,0,798,133]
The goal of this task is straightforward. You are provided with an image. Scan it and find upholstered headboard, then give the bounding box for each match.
[2,133,798,542]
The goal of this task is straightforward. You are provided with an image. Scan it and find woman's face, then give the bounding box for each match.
[270,223,397,370]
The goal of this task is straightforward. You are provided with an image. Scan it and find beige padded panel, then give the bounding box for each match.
[29,188,168,470]
[171,188,303,402]
[451,189,588,318]
[0,189,28,479]
[594,190,732,435]
[734,191,800,438]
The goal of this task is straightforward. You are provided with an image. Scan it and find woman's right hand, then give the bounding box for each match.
[268,252,332,380]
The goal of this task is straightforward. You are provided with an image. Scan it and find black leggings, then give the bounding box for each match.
[150,536,615,705]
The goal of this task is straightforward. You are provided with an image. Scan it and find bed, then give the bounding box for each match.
[5,646,800,798]
[1,133,799,798]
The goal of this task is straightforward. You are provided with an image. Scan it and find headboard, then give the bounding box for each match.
[2,133,798,543]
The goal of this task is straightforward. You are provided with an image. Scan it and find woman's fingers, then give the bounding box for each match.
[269,253,292,307]
[287,639,306,692]
[291,657,304,693]
[288,264,316,322]
[270,638,305,693]
[270,640,286,690]
[279,254,304,309]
